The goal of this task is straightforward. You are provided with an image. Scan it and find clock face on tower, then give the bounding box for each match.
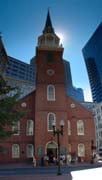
[46,69,55,76]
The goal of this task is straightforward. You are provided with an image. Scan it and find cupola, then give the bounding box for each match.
[37,10,62,48]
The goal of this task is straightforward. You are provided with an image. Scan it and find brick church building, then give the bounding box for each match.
[0,11,95,164]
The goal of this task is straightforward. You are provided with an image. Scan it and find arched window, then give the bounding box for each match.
[26,120,34,136]
[68,120,71,135]
[78,144,85,157]
[27,144,34,158]
[47,85,55,101]
[77,120,84,135]
[47,113,56,131]
[12,121,20,135]
[12,144,20,158]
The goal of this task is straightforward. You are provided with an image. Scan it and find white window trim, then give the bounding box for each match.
[47,112,56,131]
[68,120,71,135]
[27,144,34,158]
[12,121,20,135]
[77,120,84,135]
[78,144,85,157]
[26,120,34,136]
[47,85,55,101]
[12,144,20,158]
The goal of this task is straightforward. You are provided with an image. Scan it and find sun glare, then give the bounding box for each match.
[56,30,67,45]
[57,32,64,44]
[56,30,69,46]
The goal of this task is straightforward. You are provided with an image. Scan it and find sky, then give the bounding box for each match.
[0,0,102,102]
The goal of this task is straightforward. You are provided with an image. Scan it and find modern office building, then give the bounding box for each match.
[63,60,84,102]
[68,87,84,102]
[5,56,36,97]
[82,23,102,102]
[93,102,102,154]
[93,102,102,155]
[0,11,95,163]
[81,101,102,155]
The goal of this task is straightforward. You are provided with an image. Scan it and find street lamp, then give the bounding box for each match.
[91,139,96,163]
[52,120,64,175]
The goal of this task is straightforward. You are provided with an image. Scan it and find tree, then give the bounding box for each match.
[0,74,25,140]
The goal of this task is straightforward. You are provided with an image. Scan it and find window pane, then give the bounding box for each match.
[68,120,71,135]
[48,113,56,131]
[26,120,33,136]
[12,121,20,135]
[77,120,84,135]
[27,144,34,158]
[12,144,20,158]
[78,144,85,157]
[47,85,55,101]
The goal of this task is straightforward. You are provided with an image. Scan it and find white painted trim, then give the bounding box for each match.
[47,84,55,101]
[47,112,56,131]
[45,141,58,154]
[77,120,84,135]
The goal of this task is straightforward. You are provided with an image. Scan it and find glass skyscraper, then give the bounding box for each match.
[82,23,102,102]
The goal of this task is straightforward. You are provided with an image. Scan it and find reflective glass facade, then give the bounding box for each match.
[82,23,102,102]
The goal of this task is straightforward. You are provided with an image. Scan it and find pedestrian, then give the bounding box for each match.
[44,154,49,166]
[53,156,57,165]
[66,153,71,165]
[33,155,36,167]
[40,156,44,166]
[60,154,63,165]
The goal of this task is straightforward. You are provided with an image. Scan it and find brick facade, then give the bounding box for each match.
[0,11,96,164]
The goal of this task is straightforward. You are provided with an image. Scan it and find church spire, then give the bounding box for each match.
[37,10,62,49]
[43,9,54,34]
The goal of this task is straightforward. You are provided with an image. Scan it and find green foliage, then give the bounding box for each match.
[0,74,25,140]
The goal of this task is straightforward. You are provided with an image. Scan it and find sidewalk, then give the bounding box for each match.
[0,162,33,169]
[0,174,71,180]
[0,162,88,169]
[0,163,101,180]
[0,163,72,180]
[0,162,101,169]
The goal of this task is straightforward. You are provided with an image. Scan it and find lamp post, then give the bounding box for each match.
[91,139,96,163]
[52,120,64,175]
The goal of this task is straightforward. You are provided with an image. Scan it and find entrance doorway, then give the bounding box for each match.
[46,142,57,163]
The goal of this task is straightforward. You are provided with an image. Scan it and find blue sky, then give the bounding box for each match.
[0,0,102,101]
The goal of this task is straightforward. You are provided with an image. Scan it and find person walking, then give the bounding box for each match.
[33,155,36,167]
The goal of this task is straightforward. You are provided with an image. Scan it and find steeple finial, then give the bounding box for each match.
[43,9,54,34]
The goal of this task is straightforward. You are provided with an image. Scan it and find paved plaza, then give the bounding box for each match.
[0,162,102,180]
[0,162,71,180]
[0,174,71,180]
